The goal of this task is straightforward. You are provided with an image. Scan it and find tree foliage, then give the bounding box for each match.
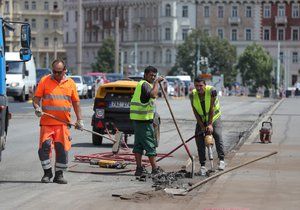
[91,37,115,73]
[236,43,273,89]
[171,29,237,86]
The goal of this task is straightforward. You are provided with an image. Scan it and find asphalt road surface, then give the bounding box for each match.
[0,96,277,210]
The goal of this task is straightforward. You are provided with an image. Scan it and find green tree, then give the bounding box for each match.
[91,37,115,73]
[236,43,273,90]
[172,29,237,86]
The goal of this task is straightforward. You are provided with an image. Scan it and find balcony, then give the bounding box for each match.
[275,16,287,25]
[228,16,241,25]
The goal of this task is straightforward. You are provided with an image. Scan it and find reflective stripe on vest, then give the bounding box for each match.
[42,106,71,112]
[192,86,221,123]
[43,94,71,102]
[130,80,155,120]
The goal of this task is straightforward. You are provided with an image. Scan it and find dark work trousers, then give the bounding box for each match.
[195,117,225,166]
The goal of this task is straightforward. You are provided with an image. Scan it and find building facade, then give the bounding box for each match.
[64,0,196,75]
[1,0,66,68]
[196,0,300,87]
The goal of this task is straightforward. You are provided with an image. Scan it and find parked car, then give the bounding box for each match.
[6,52,37,102]
[68,75,88,99]
[82,75,96,98]
[106,73,123,82]
[165,76,185,97]
[92,80,137,145]
[36,68,51,86]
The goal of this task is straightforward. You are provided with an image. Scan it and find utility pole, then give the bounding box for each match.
[277,42,281,96]
[194,38,200,79]
[77,0,82,75]
[114,16,119,73]
[120,51,124,75]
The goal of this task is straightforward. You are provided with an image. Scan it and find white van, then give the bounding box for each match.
[5,52,36,102]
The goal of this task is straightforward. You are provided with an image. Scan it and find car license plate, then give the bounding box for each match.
[109,101,130,108]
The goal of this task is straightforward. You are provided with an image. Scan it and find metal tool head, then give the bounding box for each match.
[112,131,123,154]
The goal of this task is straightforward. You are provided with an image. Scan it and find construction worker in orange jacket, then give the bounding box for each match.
[33,59,83,184]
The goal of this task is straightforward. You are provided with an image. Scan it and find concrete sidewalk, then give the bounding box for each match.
[185,98,300,210]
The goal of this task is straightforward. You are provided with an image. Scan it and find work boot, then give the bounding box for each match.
[134,166,148,176]
[218,160,225,170]
[151,166,164,176]
[53,170,68,184]
[199,166,207,176]
[41,168,53,183]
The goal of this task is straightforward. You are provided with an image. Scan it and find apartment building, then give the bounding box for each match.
[64,0,196,75]
[1,0,66,68]
[196,0,300,87]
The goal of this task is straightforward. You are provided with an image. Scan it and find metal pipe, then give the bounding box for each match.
[187,151,278,193]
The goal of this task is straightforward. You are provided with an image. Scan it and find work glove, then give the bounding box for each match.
[34,106,43,117]
[75,119,84,130]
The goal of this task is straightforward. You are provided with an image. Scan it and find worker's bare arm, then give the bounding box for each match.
[150,76,164,98]
[32,96,41,109]
[72,101,82,121]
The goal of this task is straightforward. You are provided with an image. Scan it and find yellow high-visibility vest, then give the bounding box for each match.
[130,80,155,120]
[192,86,221,123]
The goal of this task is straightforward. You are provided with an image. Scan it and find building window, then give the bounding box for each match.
[66,32,69,43]
[75,11,78,22]
[66,11,69,22]
[24,1,29,10]
[44,1,49,10]
[159,50,162,63]
[153,51,156,63]
[182,5,188,17]
[146,51,150,64]
[292,52,298,63]
[124,51,127,64]
[246,6,252,18]
[231,29,237,41]
[292,4,300,18]
[32,1,36,10]
[24,18,29,23]
[204,6,210,18]
[204,29,210,36]
[53,1,58,10]
[44,19,49,29]
[5,1,9,13]
[217,28,223,39]
[182,29,189,40]
[53,19,58,29]
[165,28,171,40]
[32,37,36,47]
[139,51,143,64]
[166,49,172,64]
[231,6,238,17]
[280,52,284,63]
[44,37,49,47]
[292,29,299,40]
[278,29,284,40]
[263,5,271,18]
[278,4,285,17]
[31,19,36,29]
[165,4,171,17]
[264,29,270,40]
[245,29,252,40]
[218,6,224,18]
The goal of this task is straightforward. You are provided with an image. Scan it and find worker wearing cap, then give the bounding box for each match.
[189,77,225,176]
[130,66,164,176]
[33,59,83,184]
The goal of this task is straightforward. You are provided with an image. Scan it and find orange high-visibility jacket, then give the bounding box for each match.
[35,75,79,125]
